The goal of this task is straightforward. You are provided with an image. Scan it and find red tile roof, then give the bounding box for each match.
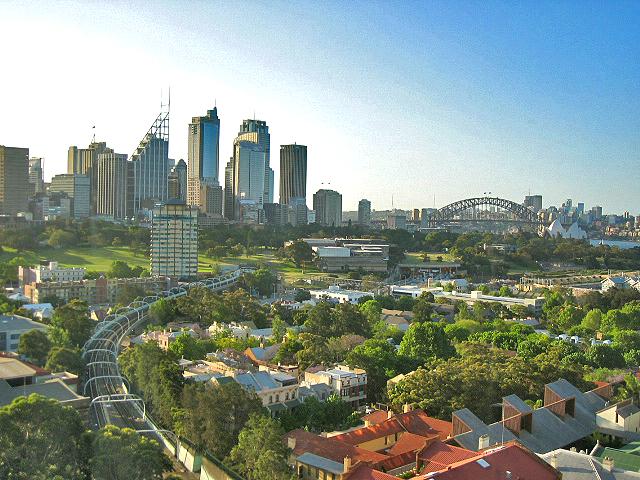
[285,429,388,465]
[363,409,390,426]
[417,441,478,474]
[413,443,560,480]
[344,465,398,480]
[388,433,436,456]
[334,409,453,446]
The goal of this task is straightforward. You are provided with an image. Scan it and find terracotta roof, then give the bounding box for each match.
[396,409,453,441]
[362,410,390,426]
[388,433,436,456]
[344,465,398,480]
[414,442,560,480]
[285,429,388,465]
[417,441,478,474]
[334,409,453,446]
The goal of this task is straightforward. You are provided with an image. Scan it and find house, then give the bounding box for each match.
[142,329,199,351]
[602,275,640,293]
[0,356,88,411]
[234,370,299,414]
[20,303,54,320]
[453,379,612,454]
[310,286,372,304]
[0,314,48,353]
[303,365,367,408]
[597,399,640,435]
[415,442,561,480]
[542,448,640,479]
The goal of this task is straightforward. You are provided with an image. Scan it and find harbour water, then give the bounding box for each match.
[590,239,640,250]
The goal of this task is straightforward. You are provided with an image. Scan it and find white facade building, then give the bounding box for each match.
[18,261,86,286]
[0,314,48,353]
[309,286,371,304]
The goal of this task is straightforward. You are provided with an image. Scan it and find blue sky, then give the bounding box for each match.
[1,0,638,213]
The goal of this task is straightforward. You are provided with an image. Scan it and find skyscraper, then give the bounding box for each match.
[168,170,180,200]
[95,151,128,220]
[313,189,342,227]
[129,111,170,215]
[28,157,44,194]
[50,174,91,219]
[226,119,273,221]
[174,159,187,202]
[68,141,109,214]
[0,145,30,215]
[279,144,307,206]
[151,199,198,280]
[524,195,543,212]
[187,108,220,207]
[358,199,371,226]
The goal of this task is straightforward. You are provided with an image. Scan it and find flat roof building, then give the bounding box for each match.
[151,200,198,280]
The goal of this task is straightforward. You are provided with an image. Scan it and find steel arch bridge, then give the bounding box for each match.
[428,196,543,227]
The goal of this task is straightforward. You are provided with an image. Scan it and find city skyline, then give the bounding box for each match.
[1,1,639,212]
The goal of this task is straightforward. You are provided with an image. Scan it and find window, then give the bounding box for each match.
[10,333,20,340]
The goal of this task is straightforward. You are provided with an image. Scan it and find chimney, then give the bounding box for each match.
[549,453,558,469]
[603,457,614,472]
[403,403,413,414]
[505,471,512,480]
[364,419,371,427]
[343,456,352,473]
[478,434,490,450]
[387,409,394,420]
[287,437,296,450]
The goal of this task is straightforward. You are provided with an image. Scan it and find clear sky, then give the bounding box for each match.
[1,0,638,213]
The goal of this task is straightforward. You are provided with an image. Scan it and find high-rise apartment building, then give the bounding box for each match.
[151,200,198,280]
[95,152,128,219]
[524,195,543,212]
[358,199,371,226]
[28,157,44,194]
[226,119,274,221]
[0,146,30,215]
[313,189,342,227]
[129,112,170,215]
[168,170,180,200]
[279,144,307,206]
[49,174,91,219]
[187,108,220,207]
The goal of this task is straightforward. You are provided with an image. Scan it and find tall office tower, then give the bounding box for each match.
[421,208,430,227]
[174,159,187,202]
[168,170,180,200]
[279,144,307,206]
[592,205,603,220]
[95,152,128,219]
[227,119,272,221]
[524,195,543,212]
[200,183,223,216]
[129,111,170,216]
[313,189,342,227]
[68,141,109,213]
[412,208,421,222]
[224,159,234,219]
[49,174,90,219]
[151,199,198,280]
[28,157,44,194]
[0,146,30,215]
[187,108,220,207]
[358,199,371,225]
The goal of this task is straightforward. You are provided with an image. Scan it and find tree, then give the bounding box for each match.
[0,394,88,479]
[413,297,434,322]
[346,338,399,403]
[168,333,206,360]
[584,344,626,369]
[294,289,311,302]
[48,300,93,348]
[116,284,146,305]
[359,299,382,326]
[90,425,171,480]
[278,395,358,433]
[179,382,265,458]
[148,298,177,326]
[48,229,77,248]
[226,414,293,480]
[271,315,287,342]
[283,240,313,267]
[107,260,134,279]
[17,329,51,366]
[244,268,277,297]
[398,322,455,364]
[618,374,640,404]
[45,347,85,374]
[581,309,603,331]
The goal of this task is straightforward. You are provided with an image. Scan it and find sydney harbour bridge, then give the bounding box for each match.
[426,196,545,234]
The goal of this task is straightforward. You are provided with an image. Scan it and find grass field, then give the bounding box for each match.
[404,252,458,263]
[0,245,339,286]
